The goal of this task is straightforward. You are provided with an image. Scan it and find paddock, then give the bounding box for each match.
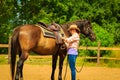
[0,64,120,80]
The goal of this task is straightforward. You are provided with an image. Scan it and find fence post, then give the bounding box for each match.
[8,36,11,64]
[97,40,100,65]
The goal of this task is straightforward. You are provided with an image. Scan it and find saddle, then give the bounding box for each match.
[37,22,64,44]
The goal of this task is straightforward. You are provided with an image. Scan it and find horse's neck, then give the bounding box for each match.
[61,24,70,37]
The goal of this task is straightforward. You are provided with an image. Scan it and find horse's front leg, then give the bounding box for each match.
[51,54,58,80]
[58,54,66,80]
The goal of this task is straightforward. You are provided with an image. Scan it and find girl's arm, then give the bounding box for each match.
[66,33,79,43]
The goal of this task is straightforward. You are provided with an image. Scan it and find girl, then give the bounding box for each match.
[63,24,80,80]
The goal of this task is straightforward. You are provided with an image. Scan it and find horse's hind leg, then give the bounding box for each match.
[15,50,29,80]
[19,63,24,80]
[19,51,24,80]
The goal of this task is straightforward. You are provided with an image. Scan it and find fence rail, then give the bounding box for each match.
[0,44,8,48]
[1,44,120,50]
[0,41,120,64]
[78,46,120,50]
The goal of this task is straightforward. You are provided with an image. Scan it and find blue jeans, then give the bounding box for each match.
[68,54,77,80]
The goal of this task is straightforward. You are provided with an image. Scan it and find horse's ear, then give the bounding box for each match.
[87,19,91,24]
[84,20,91,25]
[85,18,91,23]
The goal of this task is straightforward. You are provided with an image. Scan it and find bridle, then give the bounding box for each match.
[81,24,94,40]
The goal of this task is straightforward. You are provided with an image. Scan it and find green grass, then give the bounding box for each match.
[0,54,120,68]
[0,55,8,64]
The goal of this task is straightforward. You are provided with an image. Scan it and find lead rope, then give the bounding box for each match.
[63,56,68,80]
[75,44,88,73]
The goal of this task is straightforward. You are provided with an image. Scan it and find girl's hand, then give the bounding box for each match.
[62,37,67,42]
[62,37,65,40]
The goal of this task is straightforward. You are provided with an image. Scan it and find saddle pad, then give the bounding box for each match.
[36,25,55,38]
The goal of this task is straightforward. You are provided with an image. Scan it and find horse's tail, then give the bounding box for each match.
[10,27,20,80]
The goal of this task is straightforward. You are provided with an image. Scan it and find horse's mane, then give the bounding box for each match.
[61,19,85,29]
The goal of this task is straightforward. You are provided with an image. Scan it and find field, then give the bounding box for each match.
[0,55,120,80]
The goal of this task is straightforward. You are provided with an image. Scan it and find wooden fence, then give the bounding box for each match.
[0,41,120,64]
[78,41,120,64]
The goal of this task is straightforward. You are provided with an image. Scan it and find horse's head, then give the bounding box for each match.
[61,20,96,41]
[76,20,96,41]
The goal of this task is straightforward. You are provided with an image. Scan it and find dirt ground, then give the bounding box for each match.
[0,64,120,80]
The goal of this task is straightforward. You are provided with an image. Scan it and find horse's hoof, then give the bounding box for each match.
[58,76,62,80]
[15,76,19,80]
[20,77,23,80]
[15,78,19,80]
[51,78,54,80]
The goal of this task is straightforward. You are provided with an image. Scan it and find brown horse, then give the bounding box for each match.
[10,20,96,80]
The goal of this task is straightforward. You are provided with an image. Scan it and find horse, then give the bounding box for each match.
[10,19,96,80]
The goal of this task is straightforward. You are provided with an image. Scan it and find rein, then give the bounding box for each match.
[75,36,88,73]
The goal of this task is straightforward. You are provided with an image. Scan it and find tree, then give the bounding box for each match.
[0,0,120,54]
